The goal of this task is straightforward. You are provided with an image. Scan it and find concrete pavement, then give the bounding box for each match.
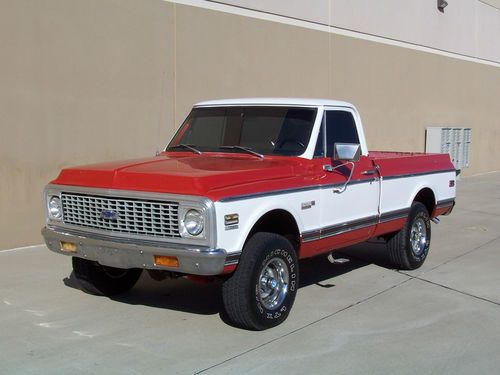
[1,172,499,374]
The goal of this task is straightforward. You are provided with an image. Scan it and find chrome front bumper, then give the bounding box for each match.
[42,226,229,276]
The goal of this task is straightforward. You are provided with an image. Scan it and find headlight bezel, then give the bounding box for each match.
[183,209,205,236]
[46,191,63,222]
[48,196,63,219]
[179,206,207,239]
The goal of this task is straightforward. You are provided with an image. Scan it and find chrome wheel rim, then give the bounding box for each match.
[410,218,427,256]
[258,257,289,310]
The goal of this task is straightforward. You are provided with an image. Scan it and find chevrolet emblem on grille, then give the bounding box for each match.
[101,209,119,220]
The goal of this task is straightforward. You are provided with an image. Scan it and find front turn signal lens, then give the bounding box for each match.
[154,255,179,268]
[60,241,77,253]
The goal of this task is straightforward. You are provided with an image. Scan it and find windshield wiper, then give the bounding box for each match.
[168,144,202,155]
[219,146,264,159]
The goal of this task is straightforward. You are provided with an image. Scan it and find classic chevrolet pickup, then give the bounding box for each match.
[42,98,456,330]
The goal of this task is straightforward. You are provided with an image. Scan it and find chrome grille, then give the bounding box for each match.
[61,192,180,238]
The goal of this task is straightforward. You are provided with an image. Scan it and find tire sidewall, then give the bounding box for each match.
[250,240,298,328]
[407,205,431,266]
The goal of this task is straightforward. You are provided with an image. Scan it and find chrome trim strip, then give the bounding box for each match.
[381,169,456,181]
[379,208,411,223]
[321,215,378,237]
[220,185,325,203]
[301,230,321,242]
[436,198,455,208]
[438,199,455,215]
[302,207,414,243]
[218,178,375,203]
[301,198,454,244]
[224,252,242,266]
[302,215,379,243]
[219,169,455,203]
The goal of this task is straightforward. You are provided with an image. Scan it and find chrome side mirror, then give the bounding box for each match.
[333,143,361,162]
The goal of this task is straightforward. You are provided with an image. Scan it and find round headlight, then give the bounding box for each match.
[48,196,62,220]
[183,209,204,236]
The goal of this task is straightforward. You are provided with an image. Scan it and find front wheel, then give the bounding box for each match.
[222,232,299,330]
[72,257,142,296]
[387,202,431,270]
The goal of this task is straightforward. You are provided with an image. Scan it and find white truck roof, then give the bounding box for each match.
[194,98,354,108]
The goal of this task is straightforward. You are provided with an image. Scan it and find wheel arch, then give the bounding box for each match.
[244,209,301,254]
[412,187,436,217]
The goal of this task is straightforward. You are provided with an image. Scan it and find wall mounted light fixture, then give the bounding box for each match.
[438,0,448,13]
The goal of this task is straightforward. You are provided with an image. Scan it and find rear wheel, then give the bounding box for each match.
[72,257,142,296]
[222,232,298,330]
[387,202,431,270]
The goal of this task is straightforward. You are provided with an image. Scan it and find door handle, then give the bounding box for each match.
[362,169,377,175]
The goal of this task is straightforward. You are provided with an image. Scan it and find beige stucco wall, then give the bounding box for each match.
[331,34,500,172]
[0,0,175,250]
[219,0,500,63]
[1,0,499,250]
[174,3,500,173]
[173,4,331,122]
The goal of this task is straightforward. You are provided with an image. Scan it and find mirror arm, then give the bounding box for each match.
[332,161,355,194]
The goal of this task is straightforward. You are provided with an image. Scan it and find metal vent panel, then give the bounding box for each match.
[61,193,180,238]
[426,127,471,170]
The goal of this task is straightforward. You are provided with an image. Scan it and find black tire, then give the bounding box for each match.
[222,232,299,330]
[387,202,431,270]
[72,257,142,296]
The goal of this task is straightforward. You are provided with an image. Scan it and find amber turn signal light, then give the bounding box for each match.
[154,255,180,268]
[60,241,77,253]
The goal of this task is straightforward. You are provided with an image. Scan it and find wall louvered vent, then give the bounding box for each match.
[426,127,471,171]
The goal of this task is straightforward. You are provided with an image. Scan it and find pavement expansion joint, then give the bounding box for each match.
[458,208,500,217]
[423,234,500,274]
[410,276,500,307]
[194,277,413,374]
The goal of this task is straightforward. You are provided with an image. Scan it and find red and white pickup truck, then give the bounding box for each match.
[42,98,456,330]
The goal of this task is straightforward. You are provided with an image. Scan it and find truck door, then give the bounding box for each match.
[312,108,380,251]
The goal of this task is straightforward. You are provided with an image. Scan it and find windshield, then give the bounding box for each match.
[167,106,317,156]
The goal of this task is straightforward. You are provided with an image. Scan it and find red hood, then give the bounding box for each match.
[52,153,308,200]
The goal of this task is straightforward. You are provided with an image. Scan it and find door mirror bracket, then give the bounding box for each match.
[325,143,361,193]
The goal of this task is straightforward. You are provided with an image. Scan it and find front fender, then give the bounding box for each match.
[214,198,305,254]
